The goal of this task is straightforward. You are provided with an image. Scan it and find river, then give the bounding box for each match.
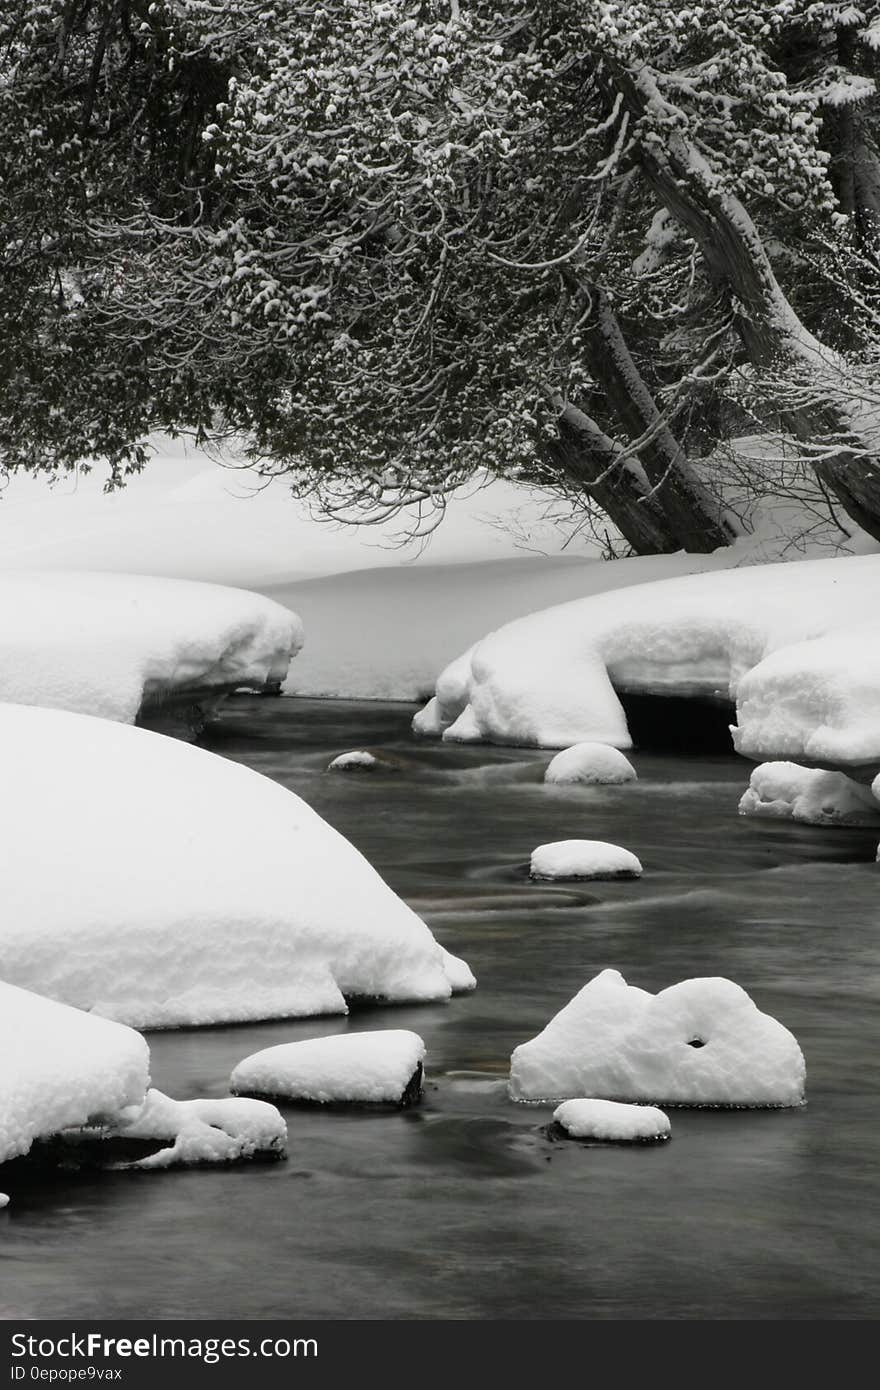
[2,697,878,1319]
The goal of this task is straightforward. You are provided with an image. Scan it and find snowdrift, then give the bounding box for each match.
[0,981,149,1165]
[0,570,300,728]
[0,702,471,1028]
[415,554,880,771]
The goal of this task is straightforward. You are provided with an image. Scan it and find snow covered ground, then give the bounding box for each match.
[0,702,472,1028]
[0,570,299,725]
[509,969,805,1107]
[0,982,149,1165]
[416,554,880,773]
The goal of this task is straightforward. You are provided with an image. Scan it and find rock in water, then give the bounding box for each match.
[544,743,637,786]
[530,840,642,881]
[231,1030,427,1107]
[510,968,805,1107]
[551,1098,670,1143]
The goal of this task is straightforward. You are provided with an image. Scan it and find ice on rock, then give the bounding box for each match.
[545,743,637,785]
[113,1090,287,1168]
[416,554,880,766]
[0,702,471,1028]
[552,1098,670,1143]
[509,969,805,1107]
[530,840,642,881]
[0,570,300,727]
[739,762,880,826]
[327,750,379,771]
[0,981,150,1165]
[231,1029,426,1106]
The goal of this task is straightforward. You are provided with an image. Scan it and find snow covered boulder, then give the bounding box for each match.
[0,570,300,733]
[328,750,380,772]
[0,981,149,1166]
[738,762,880,826]
[544,743,637,786]
[530,840,642,881]
[0,702,471,1028]
[417,554,880,764]
[231,1030,426,1107]
[112,1090,287,1168]
[509,969,805,1107]
[551,1098,670,1143]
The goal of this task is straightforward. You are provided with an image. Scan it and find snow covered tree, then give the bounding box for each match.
[4,1,880,546]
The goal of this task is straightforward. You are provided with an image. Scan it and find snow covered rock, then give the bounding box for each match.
[739,762,880,826]
[113,1090,287,1168]
[530,840,642,881]
[544,743,637,785]
[509,969,805,1107]
[327,750,380,772]
[0,1194,9,1209]
[0,570,300,730]
[0,702,471,1028]
[552,1098,670,1143]
[231,1029,426,1106]
[0,981,149,1166]
[416,554,880,764]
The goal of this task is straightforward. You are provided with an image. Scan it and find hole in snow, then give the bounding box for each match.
[618,692,735,754]
[686,1038,706,1049]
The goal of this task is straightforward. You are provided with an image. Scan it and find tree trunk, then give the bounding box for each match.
[606,59,880,542]
[544,403,681,554]
[575,281,735,552]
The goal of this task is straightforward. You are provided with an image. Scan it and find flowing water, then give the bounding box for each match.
[2,697,879,1320]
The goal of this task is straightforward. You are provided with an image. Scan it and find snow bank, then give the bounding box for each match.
[277,553,732,701]
[417,554,880,763]
[544,743,637,785]
[530,841,642,881]
[0,571,300,726]
[115,1090,286,1168]
[509,969,805,1107]
[552,1098,670,1142]
[739,762,880,826]
[231,1030,426,1106]
[0,702,471,1027]
[0,981,149,1165]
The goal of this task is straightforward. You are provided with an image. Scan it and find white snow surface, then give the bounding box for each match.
[552,1098,670,1142]
[231,1029,426,1104]
[0,702,470,1028]
[279,552,733,702]
[115,1089,286,1168]
[739,762,880,826]
[509,969,805,1107]
[418,554,880,764]
[0,570,300,724]
[530,841,642,880]
[544,743,637,785]
[327,751,379,771]
[0,981,149,1165]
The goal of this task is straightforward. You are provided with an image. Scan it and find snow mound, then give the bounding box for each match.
[0,981,149,1165]
[115,1090,286,1168]
[530,840,642,881]
[231,1029,426,1106]
[416,554,880,764]
[0,1194,9,1208]
[739,762,880,826]
[438,949,477,993]
[327,750,379,771]
[552,1098,670,1142]
[0,570,300,726]
[509,968,805,1107]
[0,702,471,1028]
[545,743,637,785]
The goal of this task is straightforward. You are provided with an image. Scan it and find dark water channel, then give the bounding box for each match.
[2,697,879,1319]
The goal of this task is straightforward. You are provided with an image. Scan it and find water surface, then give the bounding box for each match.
[2,698,878,1319]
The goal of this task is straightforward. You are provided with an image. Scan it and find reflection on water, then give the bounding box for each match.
[1,697,878,1319]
